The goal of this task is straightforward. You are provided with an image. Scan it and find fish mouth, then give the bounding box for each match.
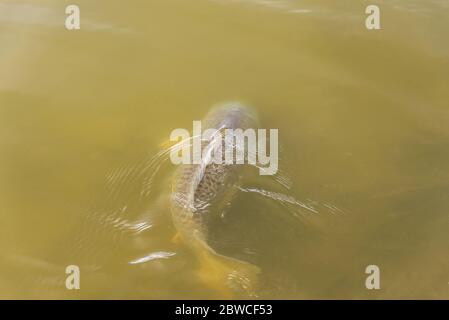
[207,102,260,128]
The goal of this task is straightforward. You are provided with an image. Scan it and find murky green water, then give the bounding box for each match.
[1,0,449,299]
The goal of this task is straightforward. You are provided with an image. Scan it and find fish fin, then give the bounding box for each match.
[171,232,183,245]
[194,240,260,298]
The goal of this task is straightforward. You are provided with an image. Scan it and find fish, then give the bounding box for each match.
[170,103,261,296]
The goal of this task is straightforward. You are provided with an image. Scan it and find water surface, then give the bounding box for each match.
[1,0,448,299]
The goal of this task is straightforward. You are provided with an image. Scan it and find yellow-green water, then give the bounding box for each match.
[1,0,449,299]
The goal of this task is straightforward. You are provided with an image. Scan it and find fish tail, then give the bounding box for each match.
[194,240,260,298]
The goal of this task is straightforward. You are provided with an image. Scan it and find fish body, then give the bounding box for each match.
[170,103,260,295]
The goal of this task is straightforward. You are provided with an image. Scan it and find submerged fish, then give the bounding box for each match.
[170,103,261,296]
